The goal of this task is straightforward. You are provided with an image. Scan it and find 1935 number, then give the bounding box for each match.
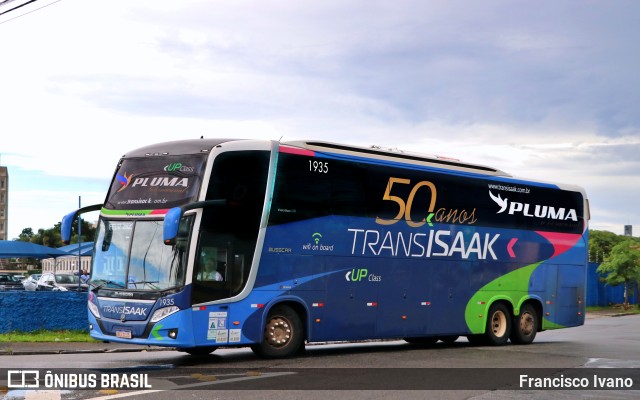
[309,160,329,173]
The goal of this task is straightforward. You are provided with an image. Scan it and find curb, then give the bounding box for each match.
[0,346,176,356]
[608,312,638,317]
[587,312,639,318]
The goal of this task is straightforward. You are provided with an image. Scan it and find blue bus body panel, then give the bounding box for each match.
[88,141,588,348]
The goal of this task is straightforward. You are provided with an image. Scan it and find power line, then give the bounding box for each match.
[0,0,39,17]
[0,0,22,8]
[0,0,63,25]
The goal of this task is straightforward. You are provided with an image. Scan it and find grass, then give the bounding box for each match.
[0,329,98,343]
[586,304,640,315]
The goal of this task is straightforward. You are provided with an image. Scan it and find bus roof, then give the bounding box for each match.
[121,138,242,158]
[122,138,509,178]
[118,138,589,193]
[283,140,512,177]
[113,137,587,217]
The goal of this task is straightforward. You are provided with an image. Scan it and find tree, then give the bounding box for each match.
[35,226,63,247]
[14,221,96,247]
[11,221,97,271]
[65,220,97,245]
[589,230,625,263]
[597,240,640,308]
[17,227,35,242]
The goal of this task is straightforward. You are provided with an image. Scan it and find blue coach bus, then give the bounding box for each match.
[62,138,589,358]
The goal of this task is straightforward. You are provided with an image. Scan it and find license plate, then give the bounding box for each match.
[115,330,132,339]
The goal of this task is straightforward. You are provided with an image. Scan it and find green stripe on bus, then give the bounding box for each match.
[100,208,155,216]
[464,262,541,334]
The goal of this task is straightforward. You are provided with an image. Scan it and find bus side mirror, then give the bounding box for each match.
[163,207,183,245]
[163,199,227,245]
[61,210,77,244]
[61,204,102,244]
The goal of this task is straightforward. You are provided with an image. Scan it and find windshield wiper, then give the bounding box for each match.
[91,280,126,291]
[129,280,160,290]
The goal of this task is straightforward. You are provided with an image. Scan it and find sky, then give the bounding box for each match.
[1,0,639,240]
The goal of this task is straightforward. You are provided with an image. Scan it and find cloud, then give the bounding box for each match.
[1,0,639,238]
[40,1,638,138]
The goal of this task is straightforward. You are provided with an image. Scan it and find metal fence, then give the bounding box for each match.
[0,291,87,333]
[587,262,638,306]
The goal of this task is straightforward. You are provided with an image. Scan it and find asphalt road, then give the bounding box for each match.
[2,314,640,400]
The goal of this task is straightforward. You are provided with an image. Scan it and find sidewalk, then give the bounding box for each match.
[1,312,636,356]
[585,309,639,318]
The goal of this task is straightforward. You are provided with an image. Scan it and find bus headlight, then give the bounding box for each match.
[150,306,179,323]
[88,301,100,318]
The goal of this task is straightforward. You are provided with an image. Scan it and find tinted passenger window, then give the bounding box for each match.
[192,151,270,304]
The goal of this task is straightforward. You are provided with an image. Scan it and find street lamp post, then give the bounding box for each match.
[78,196,82,290]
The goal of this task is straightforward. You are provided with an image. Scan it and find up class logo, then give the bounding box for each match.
[163,162,195,173]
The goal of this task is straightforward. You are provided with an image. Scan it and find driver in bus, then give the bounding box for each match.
[199,257,223,281]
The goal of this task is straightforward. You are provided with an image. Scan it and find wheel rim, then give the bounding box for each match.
[266,316,292,348]
[491,310,507,337]
[519,312,535,336]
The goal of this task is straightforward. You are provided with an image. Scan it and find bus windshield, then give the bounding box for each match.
[91,217,192,291]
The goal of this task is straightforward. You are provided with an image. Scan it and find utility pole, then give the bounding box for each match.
[78,196,82,290]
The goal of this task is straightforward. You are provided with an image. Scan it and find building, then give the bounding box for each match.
[41,255,92,274]
[0,166,7,241]
[41,242,93,274]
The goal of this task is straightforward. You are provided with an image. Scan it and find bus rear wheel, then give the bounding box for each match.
[510,303,538,345]
[251,305,304,359]
[485,302,511,346]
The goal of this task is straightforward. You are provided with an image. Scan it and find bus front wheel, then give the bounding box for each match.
[510,303,538,345]
[485,302,511,346]
[251,305,304,359]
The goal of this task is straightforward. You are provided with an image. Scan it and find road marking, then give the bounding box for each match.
[24,390,61,400]
[585,358,640,368]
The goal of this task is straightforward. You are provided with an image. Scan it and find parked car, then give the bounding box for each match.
[0,273,26,291]
[36,273,89,292]
[22,274,41,291]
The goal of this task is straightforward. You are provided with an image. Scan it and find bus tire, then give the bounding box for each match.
[251,305,303,359]
[485,302,511,346]
[183,346,218,356]
[510,303,538,345]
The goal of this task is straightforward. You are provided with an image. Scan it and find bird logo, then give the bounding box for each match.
[116,171,133,192]
[488,191,508,214]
